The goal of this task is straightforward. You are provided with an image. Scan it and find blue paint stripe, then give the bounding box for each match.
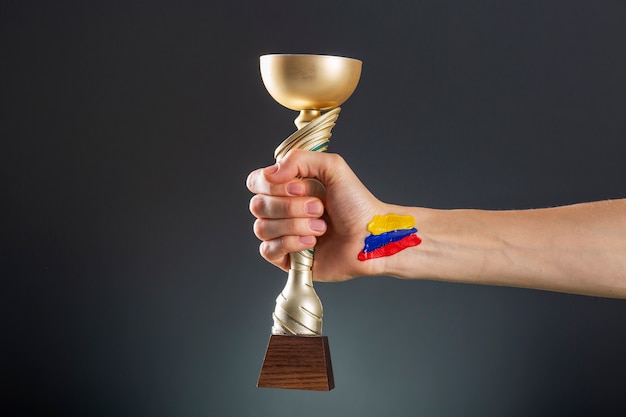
[363,228,417,252]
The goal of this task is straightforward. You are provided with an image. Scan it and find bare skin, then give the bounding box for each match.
[247,150,626,299]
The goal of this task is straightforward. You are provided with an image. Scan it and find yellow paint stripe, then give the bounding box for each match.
[367,214,415,235]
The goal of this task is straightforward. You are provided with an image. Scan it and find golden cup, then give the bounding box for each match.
[260,54,362,128]
[257,54,362,391]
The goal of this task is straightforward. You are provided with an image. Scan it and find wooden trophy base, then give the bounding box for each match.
[257,334,334,391]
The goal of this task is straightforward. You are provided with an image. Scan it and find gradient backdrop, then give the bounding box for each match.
[3,1,626,416]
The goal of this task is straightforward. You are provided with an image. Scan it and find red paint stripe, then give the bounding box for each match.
[358,234,422,261]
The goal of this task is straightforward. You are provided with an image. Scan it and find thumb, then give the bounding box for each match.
[268,149,348,188]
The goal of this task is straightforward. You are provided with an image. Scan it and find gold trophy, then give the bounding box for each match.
[257,54,362,391]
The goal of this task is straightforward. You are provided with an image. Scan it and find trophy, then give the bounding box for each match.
[257,54,362,391]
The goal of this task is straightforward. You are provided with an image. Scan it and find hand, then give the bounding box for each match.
[247,150,385,281]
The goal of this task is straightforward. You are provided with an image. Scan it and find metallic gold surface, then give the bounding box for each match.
[259,54,362,336]
[260,54,362,128]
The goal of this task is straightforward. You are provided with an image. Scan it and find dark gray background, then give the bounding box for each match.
[2,1,626,416]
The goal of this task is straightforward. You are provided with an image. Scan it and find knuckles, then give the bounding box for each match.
[253,218,266,240]
[248,194,266,216]
[259,238,283,263]
[245,171,258,192]
[258,241,271,260]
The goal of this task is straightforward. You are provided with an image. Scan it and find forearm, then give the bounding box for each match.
[384,200,626,298]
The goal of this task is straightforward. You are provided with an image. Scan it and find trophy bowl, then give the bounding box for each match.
[260,54,362,111]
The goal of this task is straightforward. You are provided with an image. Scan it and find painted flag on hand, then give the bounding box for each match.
[358,214,422,261]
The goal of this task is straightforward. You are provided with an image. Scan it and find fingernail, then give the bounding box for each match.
[264,164,279,174]
[287,182,305,196]
[300,236,315,245]
[305,200,323,215]
[310,219,326,232]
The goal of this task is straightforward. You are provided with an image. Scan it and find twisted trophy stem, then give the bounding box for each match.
[270,107,341,335]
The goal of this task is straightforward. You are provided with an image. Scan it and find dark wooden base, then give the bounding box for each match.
[257,334,334,391]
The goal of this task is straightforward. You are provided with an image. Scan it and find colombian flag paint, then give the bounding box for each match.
[358,214,422,261]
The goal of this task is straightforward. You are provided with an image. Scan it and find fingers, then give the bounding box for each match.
[259,235,318,271]
[271,150,349,188]
[272,150,345,186]
[247,169,324,197]
[246,166,293,196]
[248,176,327,270]
[246,150,346,196]
[250,193,326,246]
[254,217,327,241]
[249,194,324,219]
[246,150,348,271]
